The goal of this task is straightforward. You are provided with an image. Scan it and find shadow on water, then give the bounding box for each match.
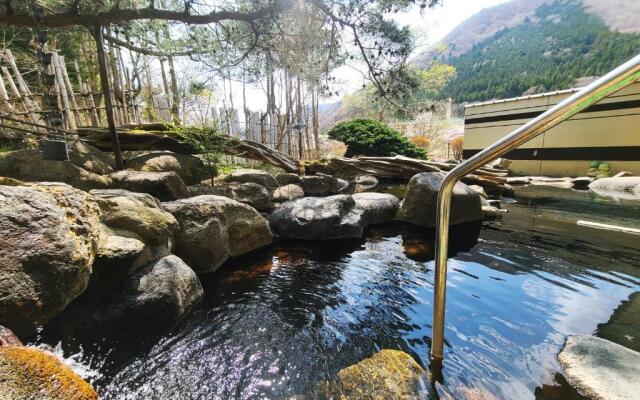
[37,187,640,400]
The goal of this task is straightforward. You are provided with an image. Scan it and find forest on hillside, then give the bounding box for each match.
[442,0,640,102]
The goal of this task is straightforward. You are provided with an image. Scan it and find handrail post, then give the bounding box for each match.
[430,54,640,365]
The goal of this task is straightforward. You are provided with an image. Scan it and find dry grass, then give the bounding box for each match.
[451,135,464,160]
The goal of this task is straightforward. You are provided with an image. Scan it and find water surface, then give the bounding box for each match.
[43,188,640,399]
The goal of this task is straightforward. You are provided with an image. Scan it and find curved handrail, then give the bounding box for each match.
[430,54,640,363]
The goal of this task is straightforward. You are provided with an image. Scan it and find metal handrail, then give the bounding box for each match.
[430,54,640,364]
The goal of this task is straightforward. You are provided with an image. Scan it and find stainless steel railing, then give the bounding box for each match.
[430,54,640,363]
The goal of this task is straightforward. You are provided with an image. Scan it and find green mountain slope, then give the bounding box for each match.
[442,0,640,102]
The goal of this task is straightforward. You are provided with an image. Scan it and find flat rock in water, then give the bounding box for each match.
[558,335,640,400]
[334,349,426,399]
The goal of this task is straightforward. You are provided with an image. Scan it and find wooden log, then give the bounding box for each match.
[1,66,39,128]
[51,52,76,130]
[74,60,99,126]
[76,127,301,172]
[59,56,83,127]
[2,50,40,127]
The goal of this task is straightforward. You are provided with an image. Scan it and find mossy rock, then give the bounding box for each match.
[0,346,98,400]
[334,349,426,399]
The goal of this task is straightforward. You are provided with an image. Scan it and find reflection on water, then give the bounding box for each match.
[41,189,640,400]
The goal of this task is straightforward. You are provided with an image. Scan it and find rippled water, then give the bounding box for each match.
[42,187,640,399]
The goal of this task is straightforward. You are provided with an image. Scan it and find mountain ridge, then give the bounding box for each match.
[437,0,640,57]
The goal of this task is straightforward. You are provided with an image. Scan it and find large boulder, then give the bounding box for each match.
[0,346,98,400]
[396,172,483,228]
[227,169,278,191]
[353,192,399,225]
[301,174,339,196]
[126,151,216,185]
[52,255,203,342]
[334,350,426,400]
[67,140,115,175]
[272,184,305,202]
[0,183,101,336]
[90,189,178,245]
[89,255,203,334]
[268,195,364,240]
[0,149,110,190]
[189,182,272,211]
[108,170,189,201]
[559,335,640,400]
[163,195,273,273]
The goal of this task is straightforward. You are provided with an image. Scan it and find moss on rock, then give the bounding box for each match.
[0,346,98,400]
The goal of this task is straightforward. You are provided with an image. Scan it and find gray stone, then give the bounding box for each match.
[189,182,272,211]
[272,184,305,202]
[268,195,364,240]
[0,149,110,191]
[276,173,301,185]
[353,192,399,225]
[559,335,640,400]
[163,195,273,273]
[0,183,101,336]
[86,231,163,298]
[227,169,278,191]
[126,151,216,185]
[90,189,178,245]
[353,175,379,193]
[108,170,189,201]
[92,255,203,333]
[68,140,115,175]
[301,174,338,196]
[396,172,483,228]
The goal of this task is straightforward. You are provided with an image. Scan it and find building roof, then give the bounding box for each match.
[464,87,581,109]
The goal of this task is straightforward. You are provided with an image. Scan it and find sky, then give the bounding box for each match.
[189,0,514,113]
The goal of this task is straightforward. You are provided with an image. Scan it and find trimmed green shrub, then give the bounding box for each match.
[327,119,428,159]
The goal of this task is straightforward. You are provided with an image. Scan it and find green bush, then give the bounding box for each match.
[327,119,428,159]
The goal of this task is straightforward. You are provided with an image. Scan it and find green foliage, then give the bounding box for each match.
[341,62,456,120]
[175,126,231,184]
[327,119,427,159]
[443,0,640,102]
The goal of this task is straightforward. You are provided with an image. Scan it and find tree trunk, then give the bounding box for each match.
[91,25,124,170]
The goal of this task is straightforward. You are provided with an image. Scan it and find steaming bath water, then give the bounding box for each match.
[41,187,640,399]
